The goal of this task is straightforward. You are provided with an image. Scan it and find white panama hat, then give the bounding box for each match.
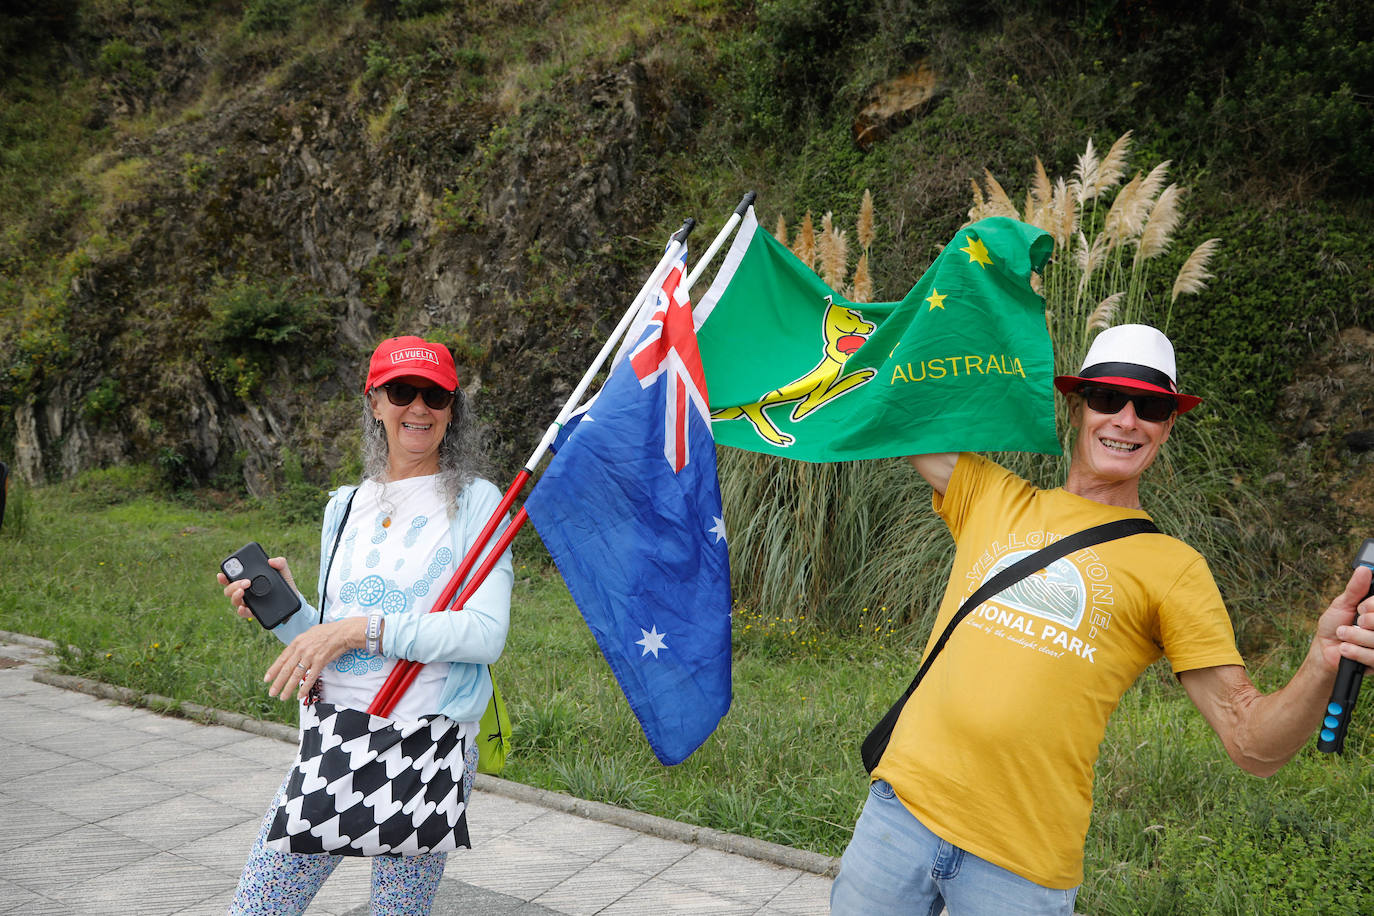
[1053,324,1202,413]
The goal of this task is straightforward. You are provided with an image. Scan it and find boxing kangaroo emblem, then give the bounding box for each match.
[712,296,876,446]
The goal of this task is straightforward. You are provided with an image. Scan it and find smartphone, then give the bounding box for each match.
[222,542,300,629]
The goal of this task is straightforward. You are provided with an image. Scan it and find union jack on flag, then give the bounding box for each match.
[628,252,710,473]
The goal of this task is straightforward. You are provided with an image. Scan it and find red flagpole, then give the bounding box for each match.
[370,507,531,718]
[365,471,529,717]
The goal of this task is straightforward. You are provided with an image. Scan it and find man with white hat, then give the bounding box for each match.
[832,324,1374,915]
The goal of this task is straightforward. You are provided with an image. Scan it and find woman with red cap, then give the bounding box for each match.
[218,335,512,915]
[832,324,1374,915]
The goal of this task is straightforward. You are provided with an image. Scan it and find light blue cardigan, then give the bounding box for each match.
[271,477,513,722]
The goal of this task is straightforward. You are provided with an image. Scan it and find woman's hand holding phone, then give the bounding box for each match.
[218,544,302,628]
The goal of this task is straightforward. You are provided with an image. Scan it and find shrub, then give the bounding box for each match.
[271,448,329,524]
[82,377,121,425]
[240,0,310,34]
[96,38,154,88]
[65,464,158,509]
[201,275,332,399]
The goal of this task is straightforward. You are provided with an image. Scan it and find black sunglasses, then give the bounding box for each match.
[380,382,455,411]
[1079,385,1176,423]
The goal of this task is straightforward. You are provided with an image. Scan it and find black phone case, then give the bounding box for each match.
[222,541,300,629]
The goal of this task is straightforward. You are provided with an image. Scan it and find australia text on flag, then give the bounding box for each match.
[524,250,734,765]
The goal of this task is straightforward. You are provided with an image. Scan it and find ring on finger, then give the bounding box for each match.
[296,662,308,670]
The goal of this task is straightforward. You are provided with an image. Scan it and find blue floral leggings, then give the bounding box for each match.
[228,738,478,916]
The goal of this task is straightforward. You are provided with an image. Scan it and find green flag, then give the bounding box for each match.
[694,208,1060,461]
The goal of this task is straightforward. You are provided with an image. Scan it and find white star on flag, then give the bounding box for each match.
[636,625,668,658]
[708,516,727,544]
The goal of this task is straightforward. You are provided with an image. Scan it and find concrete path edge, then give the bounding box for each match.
[7,629,841,880]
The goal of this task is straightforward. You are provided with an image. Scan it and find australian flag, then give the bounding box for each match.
[524,250,733,765]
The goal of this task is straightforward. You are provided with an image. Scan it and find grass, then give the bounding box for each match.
[4,469,1374,911]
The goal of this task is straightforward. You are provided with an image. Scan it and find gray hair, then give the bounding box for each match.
[361,388,490,509]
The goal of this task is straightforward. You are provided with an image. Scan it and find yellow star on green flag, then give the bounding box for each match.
[693,208,1059,460]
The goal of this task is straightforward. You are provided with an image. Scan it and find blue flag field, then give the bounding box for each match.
[524,253,733,766]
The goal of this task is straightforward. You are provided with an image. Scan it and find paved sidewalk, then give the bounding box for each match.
[0,635,835,915]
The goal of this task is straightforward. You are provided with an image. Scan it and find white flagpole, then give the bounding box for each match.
[610,191,758,380]
[523,217,696,471]
[526,190,757,473]
[684,190,755,295]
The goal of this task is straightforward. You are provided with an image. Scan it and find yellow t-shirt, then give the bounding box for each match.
[873,453,1243,889]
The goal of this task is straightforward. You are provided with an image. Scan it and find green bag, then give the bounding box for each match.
[476,675,510,776]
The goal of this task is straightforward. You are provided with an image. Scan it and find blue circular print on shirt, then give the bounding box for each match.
[381,589,408,615]
[357,575,386,606]
[332,648,385,676]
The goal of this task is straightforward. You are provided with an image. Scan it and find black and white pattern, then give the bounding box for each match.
[266,701,471,856]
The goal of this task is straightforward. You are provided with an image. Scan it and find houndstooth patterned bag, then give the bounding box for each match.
[265,700,471,856]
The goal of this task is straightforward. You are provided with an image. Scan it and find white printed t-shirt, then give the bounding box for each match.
[318,474,464,724]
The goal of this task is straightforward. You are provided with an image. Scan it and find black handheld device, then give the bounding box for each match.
[221,542,301,630]
[1317,538,1374,754]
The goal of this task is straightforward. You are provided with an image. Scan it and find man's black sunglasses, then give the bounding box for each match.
[380,382,456,411]
[1078,385,1176,423]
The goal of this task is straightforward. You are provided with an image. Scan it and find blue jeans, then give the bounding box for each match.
[831,780,1079,916]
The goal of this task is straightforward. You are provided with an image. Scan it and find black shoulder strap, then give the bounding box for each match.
[861,516,1159,773]
[319,487,359,624]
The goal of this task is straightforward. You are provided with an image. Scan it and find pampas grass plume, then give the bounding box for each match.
[982,169,1019,219]
[852,251,872,303]
[1087,292,1125,331]
[969,178,987,222]
[1076,230,1107,293]
[821,227,849,290]
[1103,172,1145,246]
[1172,238,1221,302]
[1136,184,1184,264]
[858,189,875,252]
[1094,130,1133,197]
[775,213,788,247]
[797,211,816,269]
[815,219,833,280]
[1074,131,1133,203]
[1138,160,1171,206]
[1056,178,1077,250]
[1073,138,1098,203]
[1032,157,1052,208]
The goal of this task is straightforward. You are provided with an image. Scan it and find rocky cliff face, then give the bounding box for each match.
[11,22,695,495]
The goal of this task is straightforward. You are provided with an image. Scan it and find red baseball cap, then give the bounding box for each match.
[365,336,459,392]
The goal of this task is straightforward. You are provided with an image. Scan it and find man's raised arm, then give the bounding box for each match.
[907,453,960,496]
